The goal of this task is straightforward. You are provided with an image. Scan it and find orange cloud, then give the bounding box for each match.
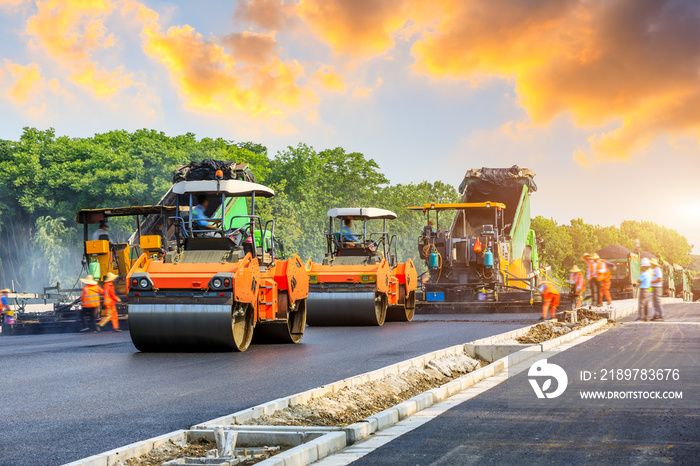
[3,61,45,104]
[298,0,411,57]
[233,0,290,31]
[221,31,278,65]
[313,65,345,92]
[142,23,309,116]
[25,0,138,97]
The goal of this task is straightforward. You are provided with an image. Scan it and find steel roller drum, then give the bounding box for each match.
[129,303,244,351]
[306,291,385,326]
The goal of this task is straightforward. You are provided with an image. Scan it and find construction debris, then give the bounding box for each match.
[243,353,482,427]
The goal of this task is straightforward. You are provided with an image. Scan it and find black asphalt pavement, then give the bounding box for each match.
[352,303,700,465]
[0,317,528,465]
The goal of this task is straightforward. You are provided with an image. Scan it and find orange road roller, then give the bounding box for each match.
[305,208,417,326]
[127,177,308,351]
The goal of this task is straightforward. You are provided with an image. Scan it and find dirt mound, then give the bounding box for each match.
[640,250,656,259]
[597,244,631,259]
[577,308,604,321]
[243,353,481,427]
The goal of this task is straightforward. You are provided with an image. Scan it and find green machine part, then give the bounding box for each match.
[526,229,539,270]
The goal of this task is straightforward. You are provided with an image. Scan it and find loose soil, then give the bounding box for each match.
[516,310,604,344]
[119,439,286,466]
[243,353,482,427]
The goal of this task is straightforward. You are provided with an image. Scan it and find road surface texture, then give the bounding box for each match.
[351,303,700,465]
[0,316,530,465]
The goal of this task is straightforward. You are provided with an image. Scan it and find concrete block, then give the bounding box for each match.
[395,399,417,419]
[263,398,289,415]
[397,361,412,373]
[288,390,313,407]
[445,378,463,397]
[427,385,448,403]
[343,421,374,444]
[268,441,318,466]
[369,408,400,431]
[413,392,434,411]
[312,385,333,398]
[366,369,384,382]
[308,431,347,460]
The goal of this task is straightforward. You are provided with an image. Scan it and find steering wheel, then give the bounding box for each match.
[225,223,251,245]
[365,239,381,252]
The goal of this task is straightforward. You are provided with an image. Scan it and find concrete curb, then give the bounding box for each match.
[65,315,624,466]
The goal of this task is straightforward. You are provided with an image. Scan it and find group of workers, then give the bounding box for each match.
[80,272,121,332]
[538,252,667,322]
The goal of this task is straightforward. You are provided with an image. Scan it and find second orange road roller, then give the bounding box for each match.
[126,174,309,351]
[305,208,417,326]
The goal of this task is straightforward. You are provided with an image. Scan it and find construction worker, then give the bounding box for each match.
[98,272,121,331]
[650,258,665,321]
[340,218,360,244]
[636,258,652,321]
[568,266,585,308]
[583,253,600,306]
[596,256,616,306]
[92,220,111,242]
[80,275,103,332]
[538,281,560,320]
[0,288,13,326]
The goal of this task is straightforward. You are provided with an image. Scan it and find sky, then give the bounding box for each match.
[0,0,699,252]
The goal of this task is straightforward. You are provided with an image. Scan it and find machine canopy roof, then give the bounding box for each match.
[76,205,176,224]
[172,180,274,198]
[407,202,506,212]
[326,207,397,220]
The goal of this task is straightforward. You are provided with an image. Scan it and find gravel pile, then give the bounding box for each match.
[597,244,631,259]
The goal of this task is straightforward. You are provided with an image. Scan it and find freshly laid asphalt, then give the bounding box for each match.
[0,314,532,465]
[351,303,700,465]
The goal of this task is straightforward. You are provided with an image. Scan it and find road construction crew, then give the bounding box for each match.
[650,258,665,321]
[539,281,560,320]
[0,288,13,326]
[80,275,103,332]
[98,272,121,332]
[636,258,652,321]
[583,253,599,306]
[596,256,615,306]
[568,266,585,308]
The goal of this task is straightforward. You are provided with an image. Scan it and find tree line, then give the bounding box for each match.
[0,127,694,291]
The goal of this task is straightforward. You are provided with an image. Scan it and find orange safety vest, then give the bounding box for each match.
[541,282,559,296]
[570,272,585,291]
[103,282,118,307]
[596,261,611,281]
[81,284,102,308]
[586,260,596,280]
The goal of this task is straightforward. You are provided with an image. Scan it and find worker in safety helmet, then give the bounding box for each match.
[583,253,599,306]
[538,281,560,321]
[568,266,585,308]
[649,258,665,321]
[0,288,13,326]
[595,256,616,306]
[98,272,121,332]
[340,218,360,244]
[636,258,652,321]
[92,220,111,242]
[80,275,103,332]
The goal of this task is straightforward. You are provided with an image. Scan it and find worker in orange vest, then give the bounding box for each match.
[98,272,121,332]
[80,275,103,332]
[538,281,560,320]
[568,266,585,308]
[583,253,600,305]
[596,256,616,306]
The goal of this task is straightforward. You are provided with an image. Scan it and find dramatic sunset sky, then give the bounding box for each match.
[1,0,699,251]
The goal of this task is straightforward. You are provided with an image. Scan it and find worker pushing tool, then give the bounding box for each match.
[98,272,121,331]
[539,281,560,320]
[583,253,599,305]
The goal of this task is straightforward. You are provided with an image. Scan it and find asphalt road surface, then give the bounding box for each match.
[352,303,700,465]
[0,316,530,465]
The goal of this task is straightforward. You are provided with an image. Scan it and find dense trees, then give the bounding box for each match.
[0,127,694,290]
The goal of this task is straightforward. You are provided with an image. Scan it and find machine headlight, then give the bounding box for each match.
[212,278,223,289]
[309,273,318,284]
[139,278,149,289]
[360,274,376,283]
